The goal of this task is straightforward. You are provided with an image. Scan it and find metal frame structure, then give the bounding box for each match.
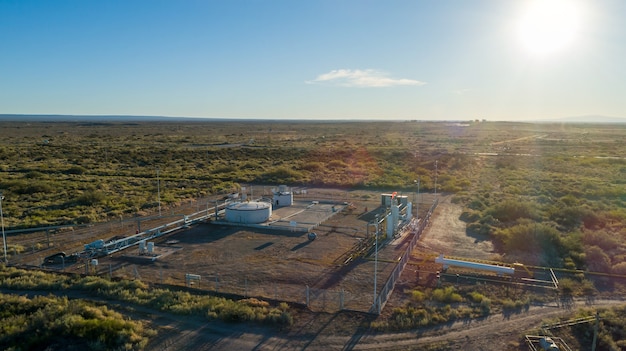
[76,205,222,259]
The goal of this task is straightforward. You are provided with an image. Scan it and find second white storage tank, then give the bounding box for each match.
[225,202,272,224]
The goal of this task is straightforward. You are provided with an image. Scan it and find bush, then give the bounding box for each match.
[258,167,304,183]
[494,220,561,254]
[410,290,426,303]
[13,180,54,194]
[0,266,70,290]
[480,298,491,314]
[431,286,463,303]
[585,246,612,273]
[327,159,349,169]
[487,200,538,223]
[460,210,481,222]
[583,230,620,252]
[468,291,485,303]
[612,262,626,275]
[0,293,153,350]
[65,166,87,175]
[301,161,324,172]
[76,190,106,206]
[558,278,576,296]
[501,298,529,312]
[240,297,270,308]
[0,266,292,328]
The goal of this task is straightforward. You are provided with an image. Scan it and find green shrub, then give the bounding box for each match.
[583,230,620,252]
[431,286,463,303]
[410,289,426,303]
[0,293,153,350]
[0,266,70,290]
[612,262,626,275]
[0,266,292,327]
[584,246,612,272]
[301,161,324,172]
[258,167,305,183]
[460,210,481,222]
[494,220,561,255]
[65,166,87,175]
[501,297,528,312]
[468,291,485,303]
[480,298,491,314]
[76,190,106,206]
[487,200,538,223]
[13,180,54,194]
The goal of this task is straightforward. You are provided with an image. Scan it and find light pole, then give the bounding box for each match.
[1,192,7,264]
[434,160,438,197]
[156,167,161,217]
[206,192,210,217]
[373,215,380,314]
[414,177,420,219]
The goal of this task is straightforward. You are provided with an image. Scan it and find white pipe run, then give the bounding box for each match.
[435,254,514,276]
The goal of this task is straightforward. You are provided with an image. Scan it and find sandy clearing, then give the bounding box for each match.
[418,195,495,260]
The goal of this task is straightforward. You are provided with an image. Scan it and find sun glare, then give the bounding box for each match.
[517,0,582,57]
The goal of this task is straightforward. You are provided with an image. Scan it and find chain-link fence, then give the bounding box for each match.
[372,197,439,314]
[13,187,433,315]
[79,198,439,315]
[87,261,368,313]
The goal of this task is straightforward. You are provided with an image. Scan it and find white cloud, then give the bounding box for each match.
[306,69,426,87]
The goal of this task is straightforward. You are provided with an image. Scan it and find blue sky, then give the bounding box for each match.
[1,0,625,121]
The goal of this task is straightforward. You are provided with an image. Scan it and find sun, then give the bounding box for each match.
[517,0,582,57]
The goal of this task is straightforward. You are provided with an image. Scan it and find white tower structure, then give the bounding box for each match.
[273,185,293,207]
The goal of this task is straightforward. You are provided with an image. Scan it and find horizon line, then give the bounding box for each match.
[0,113,625,124]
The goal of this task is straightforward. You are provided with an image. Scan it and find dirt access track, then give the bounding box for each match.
[136,297,622,351]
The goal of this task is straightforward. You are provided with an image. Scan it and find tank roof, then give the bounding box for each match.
[226,201,271,210]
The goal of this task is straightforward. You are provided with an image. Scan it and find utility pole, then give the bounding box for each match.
[373,216,380,314]
[434,160,438,197]
[0,192,7,264]
[592,311,600,351]
[373,222,378,313]
[415,177,420,219]
[206,193,210,217]
[156,167,161,217]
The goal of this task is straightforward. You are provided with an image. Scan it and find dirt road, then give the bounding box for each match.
[7,287,622,350]
[139,297,623,350]
[417,195,495,260]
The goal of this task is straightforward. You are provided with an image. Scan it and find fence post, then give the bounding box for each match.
[215,273,219,292]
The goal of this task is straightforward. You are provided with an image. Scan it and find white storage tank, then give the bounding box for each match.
[225,202,272,224]
[273,185,293,207]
